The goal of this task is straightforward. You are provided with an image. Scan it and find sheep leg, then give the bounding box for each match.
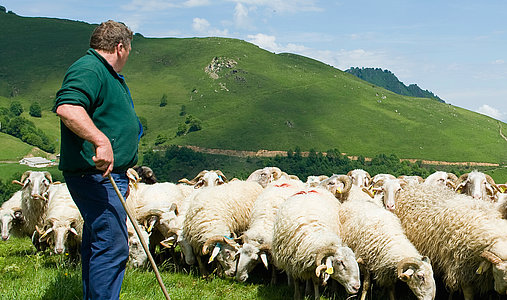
[270,266,277,285]
[196,255,208,277]
[461,286,474,300]
[360,270,371,300]
[305,279,312,298]
[312,276,321,300]
[294,279,303,300]
[388,286,395,300]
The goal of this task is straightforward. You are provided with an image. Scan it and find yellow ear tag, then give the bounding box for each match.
[336,188,342,194]
[500,186,507,193]
[476,265,483,274]
[325,267,334,275]
[147,223,154,233]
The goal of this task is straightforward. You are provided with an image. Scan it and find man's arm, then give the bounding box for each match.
[56,104,113,176]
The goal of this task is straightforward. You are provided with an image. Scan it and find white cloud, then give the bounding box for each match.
[493,59,505,65]
[247,33,281,52]
[192,17,229,36]
[476,104,504,120]
[228,0,321,13]
[122,0,179,11]
[234,3,254,30]
[183,0,210,7]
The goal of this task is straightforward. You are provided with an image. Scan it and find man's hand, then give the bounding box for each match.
[92,139,114,177]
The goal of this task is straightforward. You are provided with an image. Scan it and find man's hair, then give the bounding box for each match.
[90,20,133,52]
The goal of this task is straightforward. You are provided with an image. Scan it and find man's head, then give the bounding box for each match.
[90,20,133,53]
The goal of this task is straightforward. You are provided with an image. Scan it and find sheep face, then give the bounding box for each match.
[128,228,149,268]
[398,257,436,300]
[456,171,496,201]
[327,247,361,295]
[1,210,14,241]
[348,169,370,188]
[379,179,406,211]
[20,171,52,200]
[196,171,226,188]
[235,242,268,282]
[40,219,80,255]
[215,243,239,277]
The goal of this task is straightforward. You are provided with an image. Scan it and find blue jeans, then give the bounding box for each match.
[65,172,129,300]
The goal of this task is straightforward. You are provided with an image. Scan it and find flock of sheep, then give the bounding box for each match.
[1,166,507,300]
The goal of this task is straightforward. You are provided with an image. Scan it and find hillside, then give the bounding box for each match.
[345,67,444,102]
[0,11,506,164]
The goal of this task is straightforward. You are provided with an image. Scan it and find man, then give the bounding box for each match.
[53,20,142,300]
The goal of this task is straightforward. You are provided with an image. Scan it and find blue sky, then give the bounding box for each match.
[2,0,506,122]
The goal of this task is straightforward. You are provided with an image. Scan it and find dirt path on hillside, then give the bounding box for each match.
[500,122,507,143]
[182,145,501,167]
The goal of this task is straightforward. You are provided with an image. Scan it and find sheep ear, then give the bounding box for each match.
[476,261,491,274]
[422,256,431,264]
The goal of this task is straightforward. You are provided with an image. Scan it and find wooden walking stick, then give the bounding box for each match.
[108,174,171,300]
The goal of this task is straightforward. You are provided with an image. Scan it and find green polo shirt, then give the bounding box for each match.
[54,48,140,175]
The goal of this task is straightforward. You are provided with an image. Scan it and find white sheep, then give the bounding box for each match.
[178,170,228,188]
[395,183,507,299]
[0,191,24,241]
[339,198,436,300]
[235,178,306,282]
[38,183,83,258]
[423,171,458,189]
[305,175,329,188]
[370,173,396,187]
[347,169,371,188]
[126,218,150,268]
[182,180,263,276]
[246,167,284,188]
[12,171,53,250]
[455,170,501,201]
[272,187,361,299]
[398,175,424,185]
[370,178,407,211]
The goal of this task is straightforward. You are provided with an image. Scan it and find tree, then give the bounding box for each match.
[159,94,168,107]
[176,122,187,136]
[154,134,167,145]
[29,102,42,117]
[188,119,202,133]
[9,101,23,116]
[179,105,187,116]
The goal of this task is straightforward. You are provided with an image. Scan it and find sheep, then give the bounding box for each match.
[246,167,284,188]
[339,198,436,300]
[12,171,53,249]
[272,186,361,300]
[0,191,24,241]
[182,180,264,276]
[394,183,507,299]
[178,170,228,188]
[398,175,424,185]
[126,218,150,268]
[370,178,407,212]
[497,184,507,219]
[37,183,83,258]
[455,170,501,202]
[423,171,458,189]
[306,175,329,188]
[347,169,371,188]
[370,173,396,187]
[235,178,306,283]
[133,165,157,184]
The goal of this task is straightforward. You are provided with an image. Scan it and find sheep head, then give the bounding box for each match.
[479,240,507,295]
[314,246,360,294]
[202,235,241,277]
[397,256,436,300]
[319,175,352,202]
[235,241,271,282]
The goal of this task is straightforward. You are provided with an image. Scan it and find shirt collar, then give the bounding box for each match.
[87,48,124,82]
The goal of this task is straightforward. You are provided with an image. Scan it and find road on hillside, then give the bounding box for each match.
[182,145,502,167]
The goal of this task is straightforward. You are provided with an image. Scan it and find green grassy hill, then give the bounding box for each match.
[1,11,506,164]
